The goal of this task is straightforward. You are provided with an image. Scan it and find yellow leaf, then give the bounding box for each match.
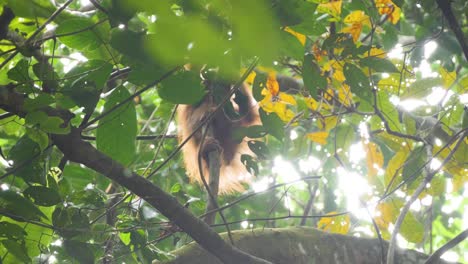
[266,73,280,96]
[245,70,256,85]
[337,84,353,106]
[375,0,401,24]
[432,139,468,192]
[364,142,384,178]
[306,131,329,145]
[342,11,370,42]
[384,150,409,188]
[439,67,456,88]
[333,68,346,83]
[452,168,467,192]
[344,11,370,26]
[375,199,424,243]
[342,24,363,42]
[278,93,297,105]
[366,47,387,58]
[318,116,338,131]
[324,60,346,82]
[274,104,296,122]
[304,97,319,110]
[284,27,306,46]
[317,0,342,18]
[260,97,295,122]
[317,212,350,234]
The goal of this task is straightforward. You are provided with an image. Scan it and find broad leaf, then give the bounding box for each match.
[343,63,372,103]
[402,146,427,184]
[158,71,205,105]
[303,54,327,96]
[260,109,285,140]
[24,186,62,207]
[96,86,137,166]
[360,57,399,73]
[8,136,43,184]
[63,240,95,264]
[0,190,47,221]
[56,18,104,51]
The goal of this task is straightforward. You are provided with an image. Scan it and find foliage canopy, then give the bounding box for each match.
[0,0,467,263]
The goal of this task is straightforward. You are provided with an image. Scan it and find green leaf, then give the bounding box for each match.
[260,109,285,141]
[303,54,327,96]
[360,57,399,73]
[25,111,48,126]
[158,71,206,105]
[56,18,103,51]
[96,86,137,166]
[241,154,259,175]
[400,211,424,243]
[40,116,70,134]
[61,164,98,191]
[23,94,54,111]
[462,106,468,129]
[25,111,70,134]
[0,222,27,240]
[376,92,400,131]
[170,183,182,194]
[25,127,49,151]
[8,136,44,184]
[128,63,168,86]
[1,240,31,263]
[247,141,270,160]
[65,60,113,88]
[335,125,355,152]
[63,240,95,264]
[24,186,62,206]
[343,63,372,103]
[110,29,150,63]
[229,0,281,62]
[53,207,91,238]
[6,0,56,19]
[0,190,47,221]
[279,30,305,60]
[252,72,268,102]
[382,24,398,50]
[7,59,31,83]
[273,0,317,27]
[401,78,443,99]
[244,125,267,138]
[32,62,60,91]
[402,146,427,183]
[64,60,113,114]
[119,232,131,246]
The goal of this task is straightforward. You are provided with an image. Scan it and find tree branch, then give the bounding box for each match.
[436,0,468,61]
[425,228,468,264]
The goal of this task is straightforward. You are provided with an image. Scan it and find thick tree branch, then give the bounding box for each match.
[436,0,468,61]
[157,227,454,264]
[0,86,271,264]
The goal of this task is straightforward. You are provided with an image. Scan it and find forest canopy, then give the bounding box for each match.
[0,0,467,263]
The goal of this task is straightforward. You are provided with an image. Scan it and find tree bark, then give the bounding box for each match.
[155,227,457,264]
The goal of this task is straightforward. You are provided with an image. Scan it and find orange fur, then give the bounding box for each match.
[177,83,260,194]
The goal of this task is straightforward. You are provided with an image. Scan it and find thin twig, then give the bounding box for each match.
[85,66,181,127]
